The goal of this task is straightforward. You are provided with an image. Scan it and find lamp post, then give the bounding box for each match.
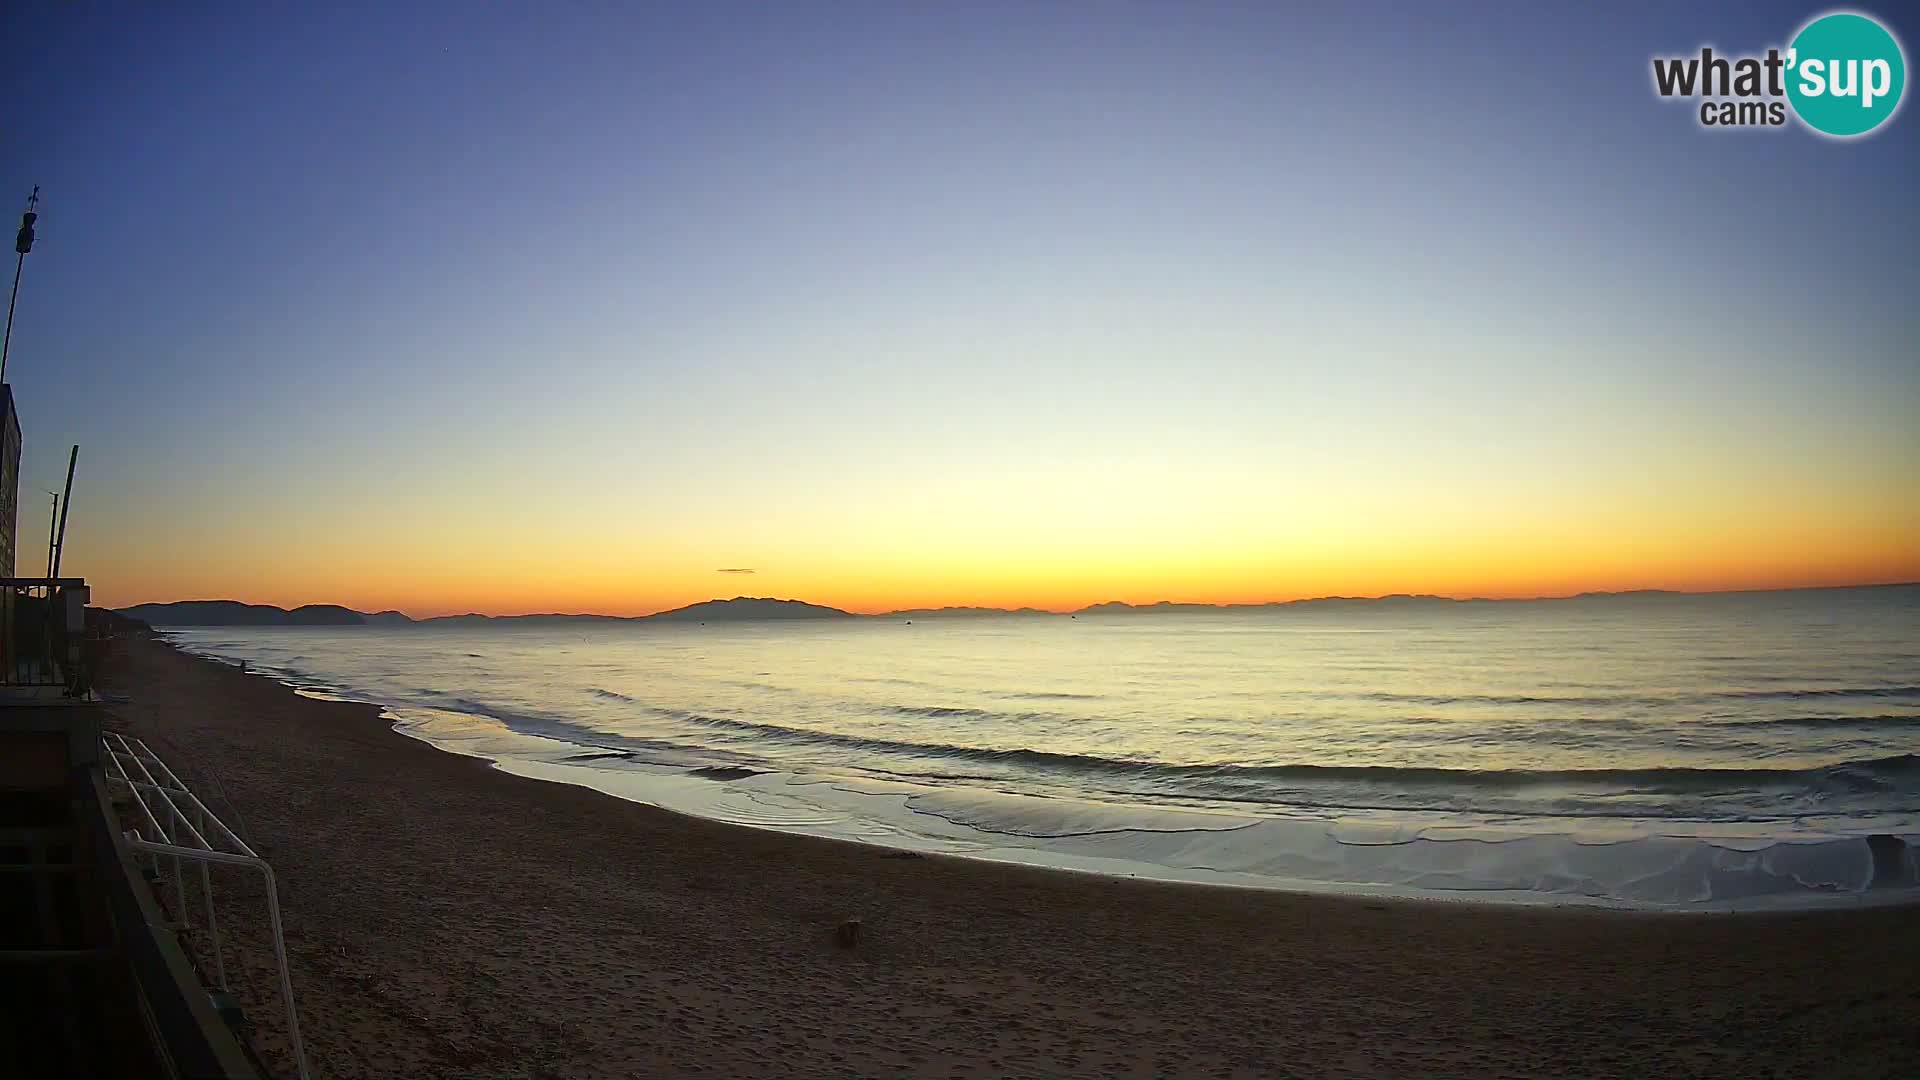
[2,186,41,388]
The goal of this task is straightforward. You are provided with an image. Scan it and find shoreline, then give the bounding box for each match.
[172,631,1920,913]
[399,717,1920,915]
[101,634,1920,1079]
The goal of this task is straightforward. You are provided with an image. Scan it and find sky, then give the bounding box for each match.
[1,1,1915,616]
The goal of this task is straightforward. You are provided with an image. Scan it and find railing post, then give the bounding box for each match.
[258,861,310,1080]
[194,799,227,991]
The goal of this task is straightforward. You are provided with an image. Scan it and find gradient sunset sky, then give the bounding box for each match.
[1,1,1915,616]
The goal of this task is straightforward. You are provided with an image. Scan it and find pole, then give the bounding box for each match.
[2,186,40,388]
[1,250,23,385]
[51,445,76,580]
[45,492,58,578]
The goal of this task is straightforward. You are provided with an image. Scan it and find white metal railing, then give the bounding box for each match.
[101,732,311,1080]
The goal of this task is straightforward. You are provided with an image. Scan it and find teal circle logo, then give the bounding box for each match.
[1786,12,1907,137]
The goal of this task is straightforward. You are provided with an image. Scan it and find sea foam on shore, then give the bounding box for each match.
[381,703,1919,910]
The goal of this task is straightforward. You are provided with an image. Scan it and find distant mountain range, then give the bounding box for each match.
[117,596,858,627]
[113,584,1914,627]
[114,600,377,626]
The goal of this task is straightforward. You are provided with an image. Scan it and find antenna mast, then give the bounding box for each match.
[1,186,40,387]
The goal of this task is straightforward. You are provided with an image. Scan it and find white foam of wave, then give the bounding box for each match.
[385,705,1920,910]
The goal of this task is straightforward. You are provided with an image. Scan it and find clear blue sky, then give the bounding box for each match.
[1,2,1915,614]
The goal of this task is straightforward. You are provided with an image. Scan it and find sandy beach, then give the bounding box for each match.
[98,634,1919,1079]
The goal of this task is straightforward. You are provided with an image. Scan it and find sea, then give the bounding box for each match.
[162,585,1920,909]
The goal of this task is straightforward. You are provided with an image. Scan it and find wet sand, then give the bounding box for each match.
[100,634,1920,1079]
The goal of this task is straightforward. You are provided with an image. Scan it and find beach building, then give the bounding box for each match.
[0,375,288,1070]
[0,384,18,577]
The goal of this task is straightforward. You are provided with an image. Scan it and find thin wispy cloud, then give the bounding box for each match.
[716,568,756,575]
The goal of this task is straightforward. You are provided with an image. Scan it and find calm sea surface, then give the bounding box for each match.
[167,587,1919,826]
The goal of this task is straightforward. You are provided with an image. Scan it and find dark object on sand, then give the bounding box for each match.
[689,765,764,782]
[1866,834,1913,888]
[835,918,862,948]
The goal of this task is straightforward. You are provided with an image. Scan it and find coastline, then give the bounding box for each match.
[166,626,1920,912]
[101,634,1920,1079]
[383,712,1920,914]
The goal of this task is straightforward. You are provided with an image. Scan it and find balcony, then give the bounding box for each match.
[0,577,92,700]
[0,574,273,1077]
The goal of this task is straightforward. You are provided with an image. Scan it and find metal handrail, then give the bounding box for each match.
[102,732,310,1080]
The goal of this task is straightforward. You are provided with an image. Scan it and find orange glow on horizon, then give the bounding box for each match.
[93,541,1920,619]
[68,396,1920,619]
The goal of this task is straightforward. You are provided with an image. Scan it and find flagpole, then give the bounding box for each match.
[51,445,76,580]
